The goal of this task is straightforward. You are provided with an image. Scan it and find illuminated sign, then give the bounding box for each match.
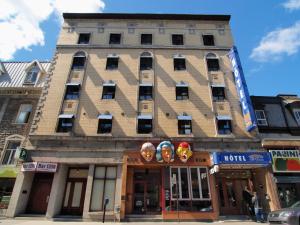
[228,46,257,132]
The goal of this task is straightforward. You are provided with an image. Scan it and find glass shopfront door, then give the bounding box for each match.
[133,169,161,214]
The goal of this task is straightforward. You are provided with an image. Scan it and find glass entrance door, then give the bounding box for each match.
[133,169,161,214]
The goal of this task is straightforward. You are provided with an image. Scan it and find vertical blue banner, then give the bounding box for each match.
[228,46,257,132]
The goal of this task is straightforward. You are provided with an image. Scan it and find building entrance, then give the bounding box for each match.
[132,169,161,214]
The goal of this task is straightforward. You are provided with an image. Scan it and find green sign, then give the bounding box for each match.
[19,148,27,161]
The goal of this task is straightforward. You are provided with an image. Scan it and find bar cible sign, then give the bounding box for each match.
[270,150,300,173]
[21,162,58,172]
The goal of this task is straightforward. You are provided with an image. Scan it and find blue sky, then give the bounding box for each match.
[1,0,300,96]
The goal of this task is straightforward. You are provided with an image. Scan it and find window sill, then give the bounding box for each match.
[136,133,153,137]
[11,123,28,125]
[215,134,235,138]
[95,133,113,137]
[177,133,194,137]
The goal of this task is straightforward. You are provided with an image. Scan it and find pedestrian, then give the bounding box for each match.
[242,186,253,216]
[252,192,263,223]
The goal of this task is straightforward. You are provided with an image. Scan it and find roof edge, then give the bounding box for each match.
[62,13,231,21]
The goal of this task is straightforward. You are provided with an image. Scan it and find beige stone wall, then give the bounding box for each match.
[34,18,253,139]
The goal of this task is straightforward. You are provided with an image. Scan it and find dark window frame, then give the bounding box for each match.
[137,118,152,134]
[206,58,220,72]
[77,33,91,44]
[56,118,74,133]
[102,85,116,99]
[176,86,189,100]
[65,85,80,100]
[212,87,225,101]
[139,86,153,100]
[217,119,232,135]
[202,35,215,46]
[71,55,86,70]
[172,34,184,45]
[109,33,121,44]
[97,119,112,133]
[106,57,119,70]
[178,119,192,134]
[174,58,186,71]
[141,34,153,45]
[140,57,153,70]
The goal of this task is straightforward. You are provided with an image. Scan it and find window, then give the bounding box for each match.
[1,141,20,165]
[139,85,152,100]
[90,166,117,211]
[172,34,184,45]
[141,34,152,45]
[24,66,39,84]
[206,53,220,72]
[178,118,192,134]
[212,86,225,101]
[56,115,74,133]
[109,33,121,44]
[106,56,119,70]
[202,35,215,46]
[294,110,300,125]
[65,84,80,100]
[15,104,32,124]
[97,115,112,133]
[170,167,210,200]
[140,52,153,70]
[174,57,186,71]
[255,110,268,126]
[217,119,232,135]
[137,116,152,134]
[71,51,86,70]
[77,33,90,44]
[176,85,189,100]
[102,84,116,99]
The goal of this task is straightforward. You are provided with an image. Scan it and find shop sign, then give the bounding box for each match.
[228,46,257,132]
[14,147,27,162]
[212,152,272,165]
[21,162,58,172]
[270,150,300,173]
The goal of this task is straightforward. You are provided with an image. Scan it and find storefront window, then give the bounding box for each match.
[90,166,117,211]
[0,178,15,209]
[168,167,212,212]
[277,183,300,208]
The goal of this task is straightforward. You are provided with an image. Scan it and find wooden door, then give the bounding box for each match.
[62,178,87,215]
[27,173,53,214]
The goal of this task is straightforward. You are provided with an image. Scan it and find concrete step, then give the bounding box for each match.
[219,215,252,222]
[125,214,163,222]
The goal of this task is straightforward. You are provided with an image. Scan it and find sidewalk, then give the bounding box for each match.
[0,218,263,225]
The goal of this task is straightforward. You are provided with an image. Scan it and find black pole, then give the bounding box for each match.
[102,198,109,223]
[176,178,179,223]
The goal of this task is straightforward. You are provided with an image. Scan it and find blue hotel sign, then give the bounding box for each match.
[228,46,257,132]
[212,152,272,165]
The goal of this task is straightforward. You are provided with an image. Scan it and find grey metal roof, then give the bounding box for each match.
[0,61,51,88]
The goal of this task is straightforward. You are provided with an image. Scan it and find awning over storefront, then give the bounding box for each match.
[212,152,272,167]
[0,167,18,178]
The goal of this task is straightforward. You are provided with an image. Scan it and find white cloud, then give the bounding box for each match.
[250,21,300,62]
[283,0,300,10]
[0,0,105,60]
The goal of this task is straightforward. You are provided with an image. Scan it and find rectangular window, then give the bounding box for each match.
[212,87,225,101]
[137,119,152,134]
[141,34,152,45]
[293,110,300,125]
[255,110,268,126]
[65,85,80,100]
[176,87,189,100]
[1,141,20,165]
[97,119,112,133]
[178,119,192,134]
[170,167,210,200]
[139,86,152,100]
[24,66,39,84]
[172,34,184,45]
[77,33,90,44]
[140,57,153,70]
[202,35,215,46]
[15,104,32,124]
[90,166,117,211]
[106,57,119,70]
[56,117,74,133]
[217,119,232,135]
[109,33,121,44]
[207,58,220,71]
[174,58,186,71]
[102,85,116,99]
[71,57,85,70]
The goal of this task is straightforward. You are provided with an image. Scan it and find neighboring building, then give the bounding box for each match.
[251,95,300,209]
[0,61,50,215]
[7,13,274,221]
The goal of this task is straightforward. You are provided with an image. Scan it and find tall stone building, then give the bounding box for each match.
[7,13,276,221]
[0,61,50,215]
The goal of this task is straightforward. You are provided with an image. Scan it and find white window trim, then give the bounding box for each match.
[255,110,268,126]
[15,104,32,124]
[0,135,24,166]
[170,166,211,201]
[23,66,40,86]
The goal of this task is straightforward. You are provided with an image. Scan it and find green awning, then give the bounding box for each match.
[0,167,18,178]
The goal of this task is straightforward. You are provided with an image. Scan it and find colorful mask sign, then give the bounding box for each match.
[156,141,175,163]
[140,142,156,162]
[270,150,300,172]
[176,142,192,163]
